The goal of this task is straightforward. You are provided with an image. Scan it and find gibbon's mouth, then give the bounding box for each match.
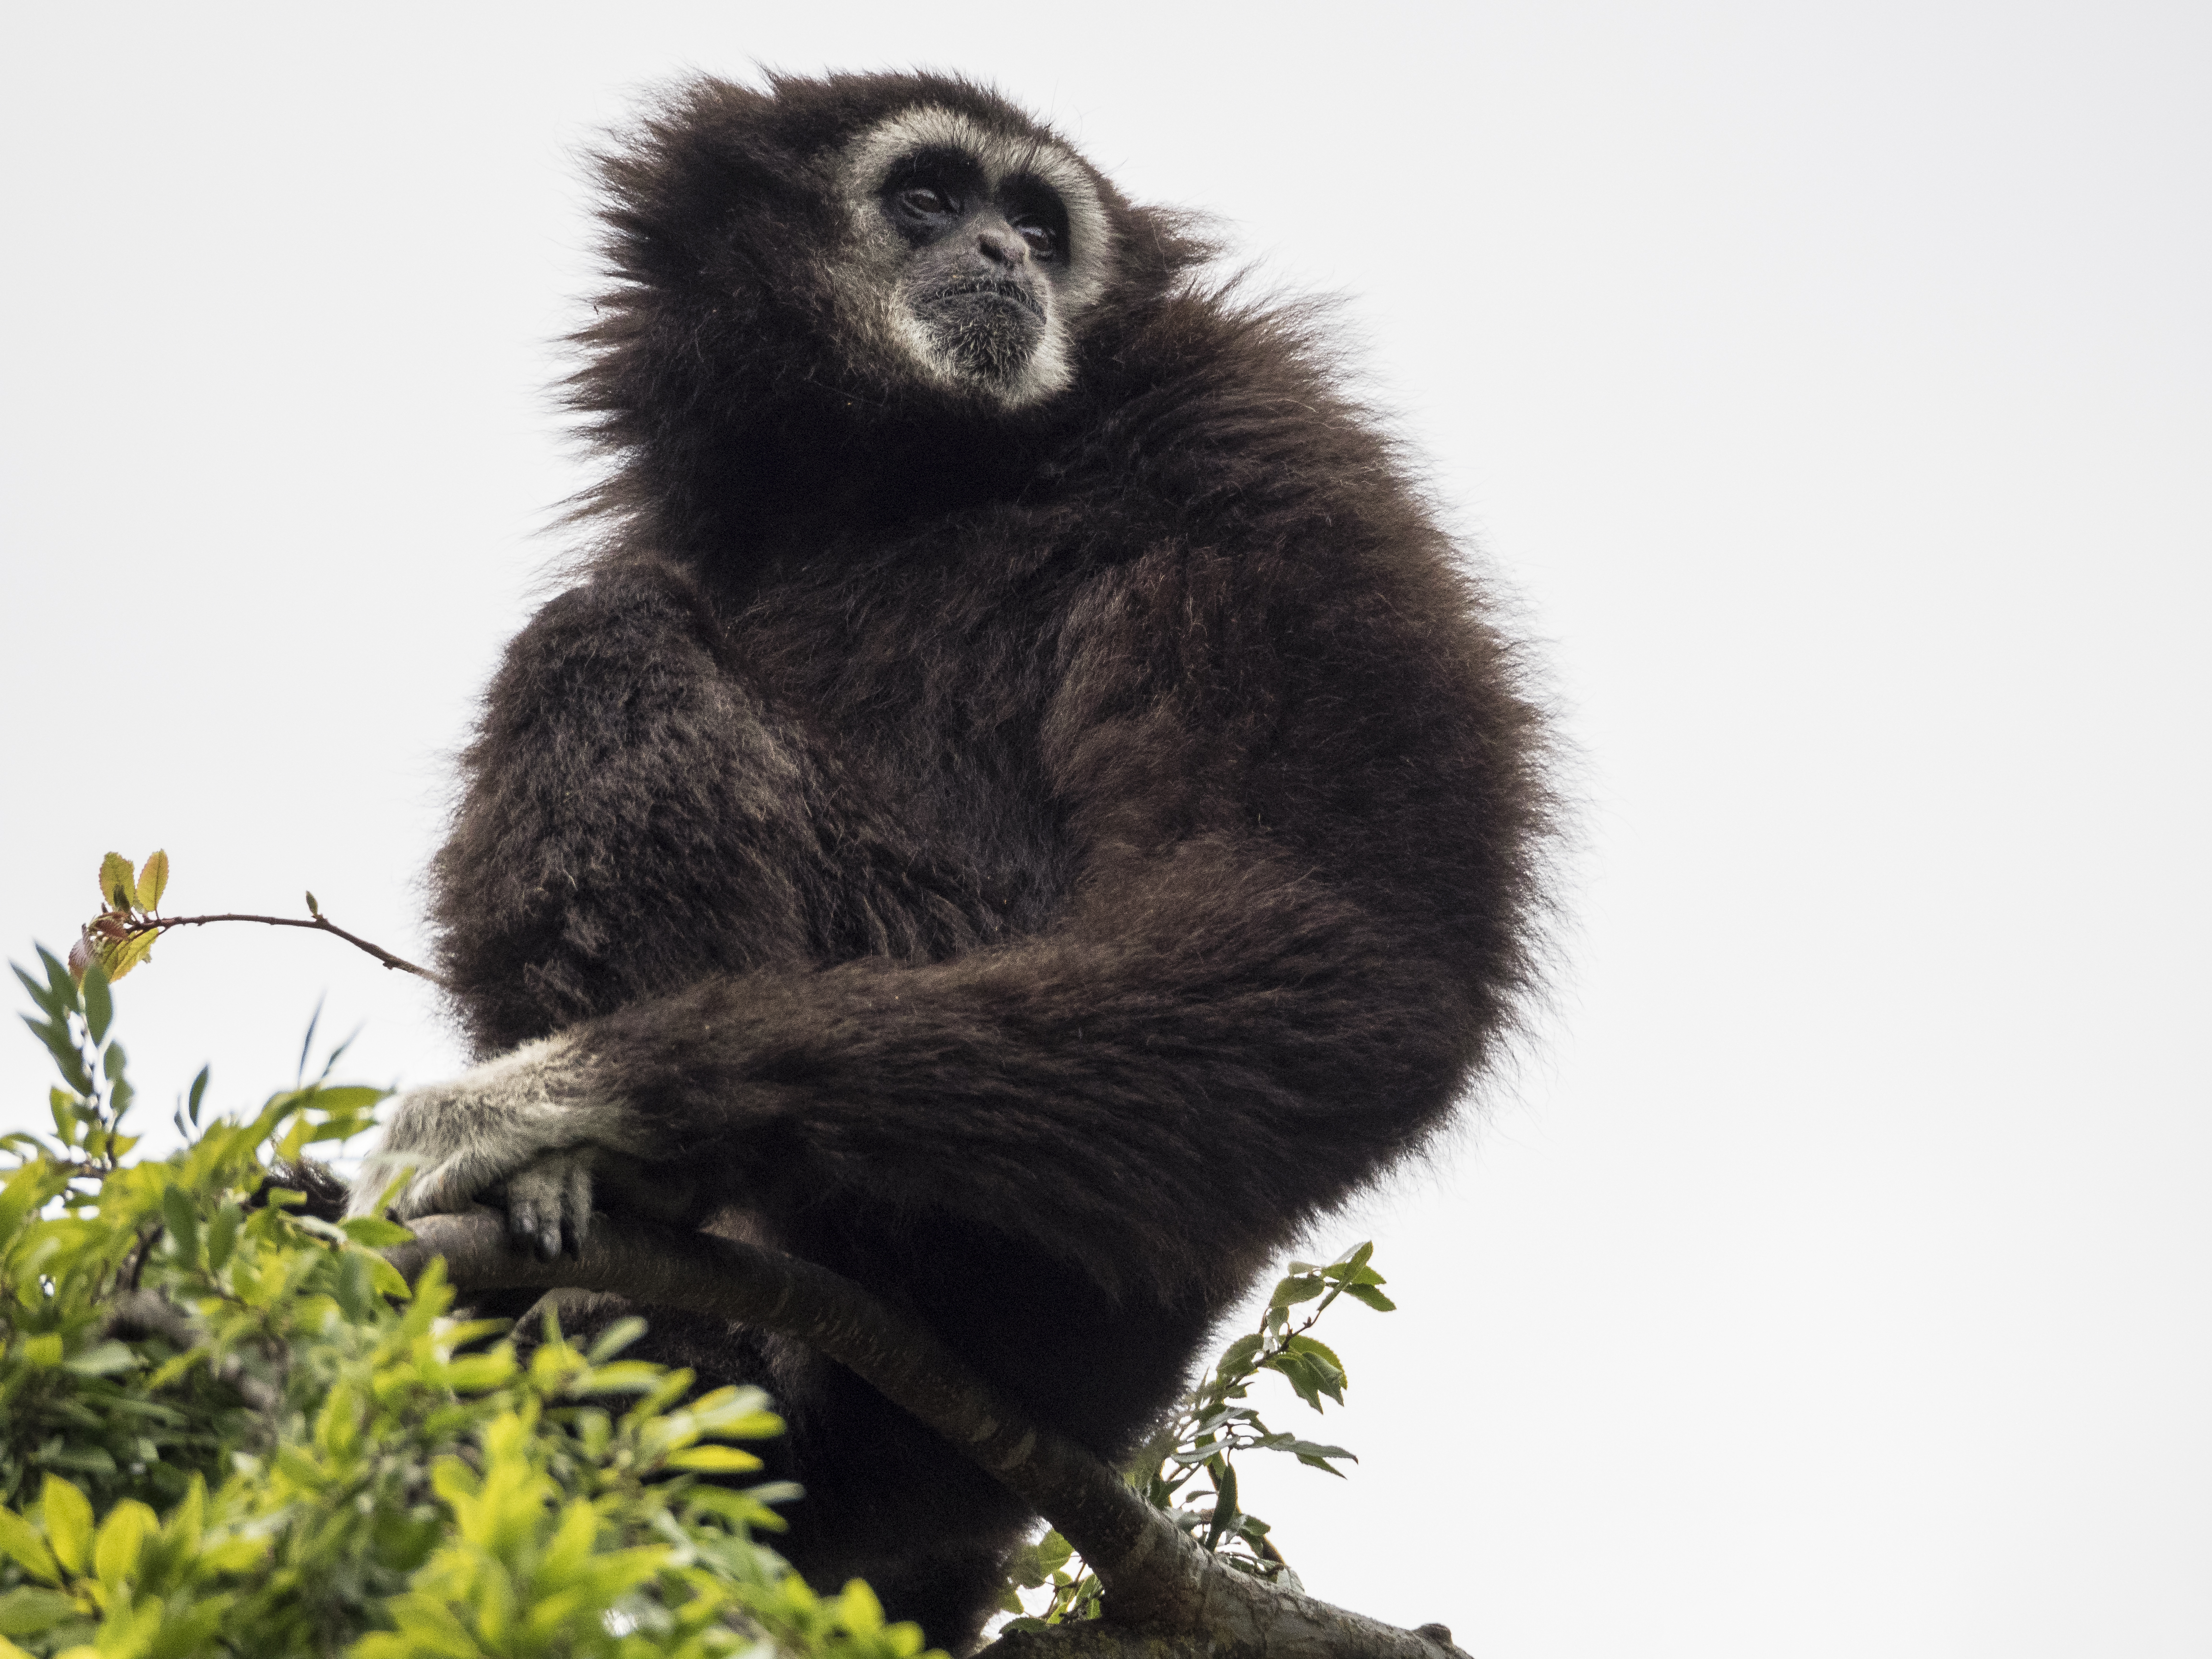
[935,280,1046,324]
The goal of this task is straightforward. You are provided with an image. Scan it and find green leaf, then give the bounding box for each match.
[0,1165,44,1242]
[300,1086,386,1115]
[684,1486,791,1530]
[186,1065,209,1127]
[39,1476,93,1577]
[315,1381,363,1460]
[337,1215,413,1248]
[33,945,80,1011]
[99,928,157,984]
[24,1015,92,1094]
[570,1360,661,1394]
[1202,1462,1239,1553]
[161,1187,202,1271]
[1278,1438,1355,1461]
[663,1446,764,1473]
[144,1595,233,1659]
[443,1353,517,1393]
[0,1511,61,1585]
[92,1500,156,1588]
[837,1579,884,1636]
[100,852,138,913]
[12,962,67,1022]
[0,1587,78,1636]
[161,1478,205,1557]
[205,1202,242,1271]
[198,1537,269,1574]
[1285,1333,1346,1377]
[273,1446,326,1493]
[364,1253,412,1301]
[1266,1352,1326,1410]
[331,1250,374,1322]
[1267,1274,1325,1311]
[1213,1333,1265,1378]
[60,1342,137,1378]
[137,851,169,912]
[587,1316,649,1363]
[1341,1282,1396,1311]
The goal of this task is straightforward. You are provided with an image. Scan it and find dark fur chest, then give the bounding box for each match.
[720,524,1085,970]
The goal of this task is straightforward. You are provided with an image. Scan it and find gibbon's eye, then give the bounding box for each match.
[898,185,957,218]
[1011,216,1059,260]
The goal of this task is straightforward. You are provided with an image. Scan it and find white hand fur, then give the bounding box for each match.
[346,1035,658,1259]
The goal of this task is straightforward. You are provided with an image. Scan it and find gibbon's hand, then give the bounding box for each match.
[345,1036,665,1260]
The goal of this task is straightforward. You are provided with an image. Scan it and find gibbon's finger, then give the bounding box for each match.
[561,1154,595,1260]
[503,1161,568,1262]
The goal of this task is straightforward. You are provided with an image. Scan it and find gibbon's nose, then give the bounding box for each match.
[976,221,1028,266]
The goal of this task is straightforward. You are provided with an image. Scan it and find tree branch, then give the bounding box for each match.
[120,912,440,981]
[388,1214,1469,1659]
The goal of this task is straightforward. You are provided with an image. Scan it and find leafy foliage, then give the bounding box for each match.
[0,946,938,1659]
[999,1243,1394,1628]
[74,853,168,985]
[16,844,1415,1653]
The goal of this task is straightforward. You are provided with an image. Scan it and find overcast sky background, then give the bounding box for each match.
[4,4,2208,1656]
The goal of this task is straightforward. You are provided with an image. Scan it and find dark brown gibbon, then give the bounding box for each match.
[351,71,1550,1650]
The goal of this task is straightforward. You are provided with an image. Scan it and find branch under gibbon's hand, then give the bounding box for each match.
[387,1213,1469,1659]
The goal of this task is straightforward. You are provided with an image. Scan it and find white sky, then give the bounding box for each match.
[3,4,2207,1655]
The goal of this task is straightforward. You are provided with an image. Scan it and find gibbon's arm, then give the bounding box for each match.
[355,546,1528,1297]
[425,562,829,1049]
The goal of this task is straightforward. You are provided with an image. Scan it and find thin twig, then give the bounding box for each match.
[122,913,441,983]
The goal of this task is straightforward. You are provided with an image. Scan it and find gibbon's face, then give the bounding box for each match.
[834,107,1116,409]
[881,153,1068,385]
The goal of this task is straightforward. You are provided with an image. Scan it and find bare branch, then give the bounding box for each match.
[119,912,441,982]
[389,1213,1471,1659]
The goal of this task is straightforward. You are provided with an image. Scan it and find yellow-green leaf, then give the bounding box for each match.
[337,1215,411,1248]
[136,851,168,913]
[539,1500,600,1584]
[160,1479,205,1557]
[92,1501,155,1588]
[315,1382,363,1460]
[97,930,156,985]
[0,1509,60,1585]
[662,1445,764,1473]
[442,1352,516,1393]
[197,1537,268,1575]
[39,1477,92,1577]
[0,1587,77,1637]
[98,853,137,913]
[364,1254,412,1301]
[837,1579,885,1635]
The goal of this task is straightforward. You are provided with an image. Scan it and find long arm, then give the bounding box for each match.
[428,558,825,1051]
[357,517,1543,1295]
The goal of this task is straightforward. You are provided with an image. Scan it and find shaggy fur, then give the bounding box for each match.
[362,71,1549,1649]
